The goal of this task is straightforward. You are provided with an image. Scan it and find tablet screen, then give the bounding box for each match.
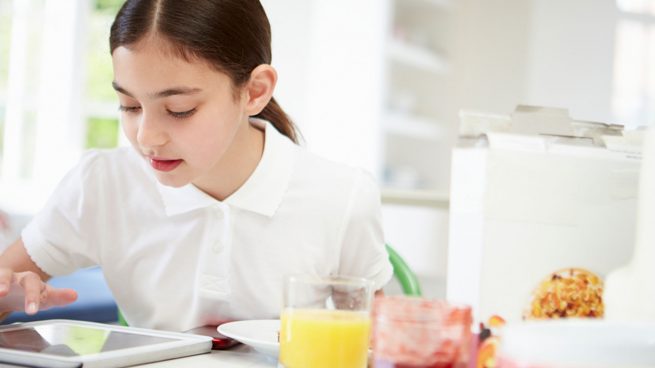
[0,324,176,357]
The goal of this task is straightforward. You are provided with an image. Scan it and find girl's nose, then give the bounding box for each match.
[136,113,168,148]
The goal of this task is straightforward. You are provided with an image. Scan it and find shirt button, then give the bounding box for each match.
[212,241,222,253]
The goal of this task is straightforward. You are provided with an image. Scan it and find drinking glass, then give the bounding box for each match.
[278,275,374,368]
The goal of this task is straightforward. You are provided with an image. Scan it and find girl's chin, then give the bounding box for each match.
[154,173,190,188]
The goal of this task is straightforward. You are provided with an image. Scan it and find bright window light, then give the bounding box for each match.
[613,0,655,127]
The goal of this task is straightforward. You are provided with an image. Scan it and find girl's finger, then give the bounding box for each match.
[15,272,45,315]
[42,285,78,308]
[0,268,13,296]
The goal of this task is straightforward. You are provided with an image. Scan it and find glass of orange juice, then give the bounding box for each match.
[278,275,374,368]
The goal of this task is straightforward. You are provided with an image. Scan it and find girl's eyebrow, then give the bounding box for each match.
[112,81,202,98]
[112,81,133,97]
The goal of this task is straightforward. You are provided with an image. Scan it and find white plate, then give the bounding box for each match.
[218,319,280,359]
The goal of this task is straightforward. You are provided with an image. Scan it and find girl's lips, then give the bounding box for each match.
[149,158,183,172]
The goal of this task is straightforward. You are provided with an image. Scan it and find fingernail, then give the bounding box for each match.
[27,302,38,314]
[0,283,8,293]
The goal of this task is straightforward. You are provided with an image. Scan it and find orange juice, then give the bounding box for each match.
[279,308,371,368]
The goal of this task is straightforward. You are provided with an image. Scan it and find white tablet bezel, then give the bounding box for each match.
[0,319,212,368]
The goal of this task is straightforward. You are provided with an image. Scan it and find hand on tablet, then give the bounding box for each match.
[0,269,78,315]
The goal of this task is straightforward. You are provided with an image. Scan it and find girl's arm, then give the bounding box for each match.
[0,238,50,280]
[0,238,78,319]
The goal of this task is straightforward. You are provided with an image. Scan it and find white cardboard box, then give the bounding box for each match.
[446,106,643,323]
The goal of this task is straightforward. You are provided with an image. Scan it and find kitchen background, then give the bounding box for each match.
[0,0,653,297]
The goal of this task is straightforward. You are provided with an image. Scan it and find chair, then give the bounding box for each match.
[386,244,422,297]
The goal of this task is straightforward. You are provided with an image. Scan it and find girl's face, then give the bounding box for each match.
[111,39,249,188]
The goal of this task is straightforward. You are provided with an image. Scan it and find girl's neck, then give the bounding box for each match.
[194,119,265,201]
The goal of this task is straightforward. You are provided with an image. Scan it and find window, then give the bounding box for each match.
[617,0,655,14]
[613,0,655,127]
[1,0,47,184]
[0,0,123,213]
[0,1,12,170]
[85,0,124,149]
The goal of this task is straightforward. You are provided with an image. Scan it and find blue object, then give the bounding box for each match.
[2,267,118,324]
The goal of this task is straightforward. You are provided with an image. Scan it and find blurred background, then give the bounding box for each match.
[0,0,653,297]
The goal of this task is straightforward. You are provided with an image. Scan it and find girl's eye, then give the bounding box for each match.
[167,108,197,119]
[118,105,142,113]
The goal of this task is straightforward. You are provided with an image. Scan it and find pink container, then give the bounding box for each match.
[372,296,472,368]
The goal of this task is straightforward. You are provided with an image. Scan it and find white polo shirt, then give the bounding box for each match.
[21,119,393,331]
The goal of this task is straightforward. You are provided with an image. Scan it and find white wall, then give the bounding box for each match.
[452,0,534,116]
[525,0,619,124]
[452,0,622,126]
[261,0,389,177]
[259,0,313,134]
[382,205,449,273]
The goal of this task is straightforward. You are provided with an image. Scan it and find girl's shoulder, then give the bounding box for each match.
[293,148,380,200]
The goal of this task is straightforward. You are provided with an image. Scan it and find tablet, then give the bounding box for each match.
[0,319,212,368]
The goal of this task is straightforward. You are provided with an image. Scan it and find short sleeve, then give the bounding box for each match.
[21,151,104,276]
[338,170,393,291]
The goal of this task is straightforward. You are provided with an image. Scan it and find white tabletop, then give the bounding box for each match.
[134,345,276,368]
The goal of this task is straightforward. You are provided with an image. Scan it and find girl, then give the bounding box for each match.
[0,0,392,331]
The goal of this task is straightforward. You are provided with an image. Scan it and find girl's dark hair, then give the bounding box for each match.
[109,0,298,143]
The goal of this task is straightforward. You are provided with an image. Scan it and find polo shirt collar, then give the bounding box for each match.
[155,118,297,217]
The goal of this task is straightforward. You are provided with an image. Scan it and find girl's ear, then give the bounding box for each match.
[244,64,277,116]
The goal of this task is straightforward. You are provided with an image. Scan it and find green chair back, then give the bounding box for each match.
[117,309,128,326]
[386,244,422,296]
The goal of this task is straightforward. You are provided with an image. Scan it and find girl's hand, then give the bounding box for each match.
[0,268,78,315]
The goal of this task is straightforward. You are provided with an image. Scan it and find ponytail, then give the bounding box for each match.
[255,97,299,144]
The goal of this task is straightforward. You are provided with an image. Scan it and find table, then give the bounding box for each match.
[135,345,276,368]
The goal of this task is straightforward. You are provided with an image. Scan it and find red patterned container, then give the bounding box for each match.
[372,296,473,368]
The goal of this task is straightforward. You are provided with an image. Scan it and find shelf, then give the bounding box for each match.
[383,112,444,140]
[402,0,452,10]
[387,39,447,75]
[381,188,450,209]
[382,0,453,194]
